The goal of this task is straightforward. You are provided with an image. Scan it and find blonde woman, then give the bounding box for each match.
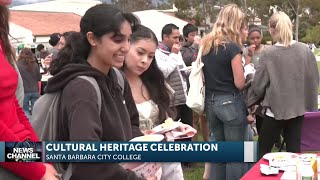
[252,12,319,159]
[201,4,247,180]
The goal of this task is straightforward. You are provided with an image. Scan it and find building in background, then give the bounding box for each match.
[10,0,190,45]
[9,10,81,48]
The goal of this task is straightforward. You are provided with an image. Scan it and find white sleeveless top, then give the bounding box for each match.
[136,100,159,131]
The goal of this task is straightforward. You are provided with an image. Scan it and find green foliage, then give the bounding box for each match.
[174,0,190,10]
[110,0,153,12]
[174,0,205,23]
[107,0,320,42]
[261,34,273,45]
[193,13,204,26]
[302,25,320,44]
[156,3,173,10]
[315,49,320,56]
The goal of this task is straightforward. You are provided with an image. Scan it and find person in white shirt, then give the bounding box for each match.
[155,24,193,168]
[155,24,193,133]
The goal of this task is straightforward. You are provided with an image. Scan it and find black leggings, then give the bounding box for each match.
[258,115,303,159]
[256,115,281,144]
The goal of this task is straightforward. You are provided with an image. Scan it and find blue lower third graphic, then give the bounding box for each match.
[43,142,257,163]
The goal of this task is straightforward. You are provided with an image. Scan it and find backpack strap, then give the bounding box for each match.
[61,76,101,180]
[77,76,101,114]
[113,67,124,95]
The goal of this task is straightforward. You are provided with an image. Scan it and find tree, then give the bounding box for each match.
[302,25,320,44]
[242,0,320,41]
[109,0,153,12]
[156,2,173,10]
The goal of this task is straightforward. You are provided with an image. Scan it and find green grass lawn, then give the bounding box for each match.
[315,48,320,56]
[184,164,205,180]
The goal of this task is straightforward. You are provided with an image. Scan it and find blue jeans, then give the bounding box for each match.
[205,92,248,180]
[23,92,39,119]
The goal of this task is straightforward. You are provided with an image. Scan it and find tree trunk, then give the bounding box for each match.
[243,0,247,16]
[295,0,300,41]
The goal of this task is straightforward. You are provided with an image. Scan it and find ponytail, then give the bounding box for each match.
[269,12,293,47]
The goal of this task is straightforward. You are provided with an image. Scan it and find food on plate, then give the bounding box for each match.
[275,155,285,159]
[162,118,175,129]
[265,153,299,168]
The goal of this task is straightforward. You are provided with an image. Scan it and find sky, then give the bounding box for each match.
[10,0,168,7]
[11,0,53,7]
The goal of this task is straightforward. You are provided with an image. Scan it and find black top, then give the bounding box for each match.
[202,42,242,95]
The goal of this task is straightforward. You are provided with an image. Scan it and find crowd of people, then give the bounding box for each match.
[0,0,319,179]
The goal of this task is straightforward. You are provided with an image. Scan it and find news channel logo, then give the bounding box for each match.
[5,142,42,162]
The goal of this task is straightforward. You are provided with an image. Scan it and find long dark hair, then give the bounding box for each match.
[18,48,36,70]
[49,4,139,75]
[129,25,176,123]
[0,5,15,65]
[61,31,77,43]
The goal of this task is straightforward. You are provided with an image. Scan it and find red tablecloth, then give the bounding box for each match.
[241,154,320,180]
[241,158,284,180]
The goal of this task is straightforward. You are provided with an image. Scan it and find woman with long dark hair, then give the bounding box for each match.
[0,1,58,179]
[122,24,184,180]
[17,48,41,119]
[43,4,153,179]
[123,25,175,129]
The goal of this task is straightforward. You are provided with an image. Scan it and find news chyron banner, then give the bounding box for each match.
[0,142,258,163]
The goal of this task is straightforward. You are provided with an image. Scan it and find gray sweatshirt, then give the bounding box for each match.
[252,42,319,120]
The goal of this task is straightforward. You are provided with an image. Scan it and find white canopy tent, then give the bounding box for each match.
[9,23,34,48]
[133,10,188,41]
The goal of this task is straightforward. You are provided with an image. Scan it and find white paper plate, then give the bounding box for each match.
[41,75,52,82]
[260,164,279,175]
[130,134,164,142]
[152,122,181,134]
[263,152,299,161]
